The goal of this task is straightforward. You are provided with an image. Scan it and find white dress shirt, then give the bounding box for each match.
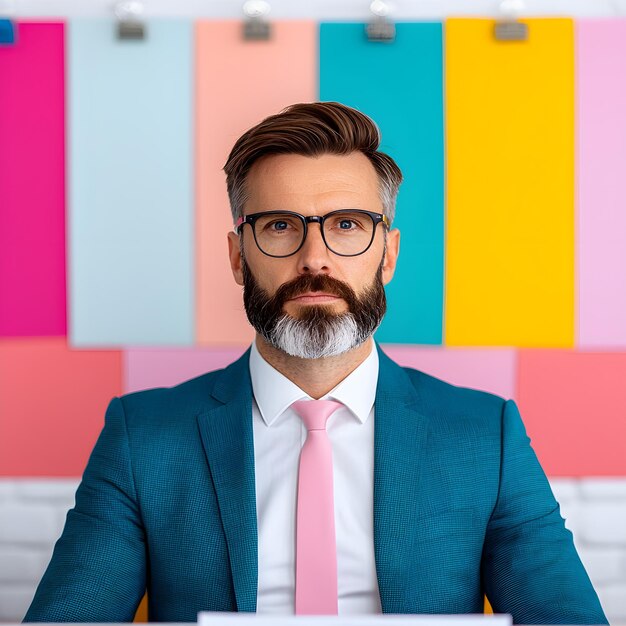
[249,338,382,615]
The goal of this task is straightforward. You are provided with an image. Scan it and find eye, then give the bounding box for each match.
[262,218,298,233]
[328,213,366,232]
[271,220,289,231]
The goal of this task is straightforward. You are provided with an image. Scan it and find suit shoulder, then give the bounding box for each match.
[402,365,506,421]
[115,366,228,422]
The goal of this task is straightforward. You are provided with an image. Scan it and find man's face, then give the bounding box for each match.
[227,152,400,357]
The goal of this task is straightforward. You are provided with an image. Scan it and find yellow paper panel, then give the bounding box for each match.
[444,19,574,347]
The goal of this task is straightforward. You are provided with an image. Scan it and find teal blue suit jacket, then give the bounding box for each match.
[24,345,608,624]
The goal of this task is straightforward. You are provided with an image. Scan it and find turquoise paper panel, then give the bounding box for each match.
[320,23,445,344]
[68,19,193,347]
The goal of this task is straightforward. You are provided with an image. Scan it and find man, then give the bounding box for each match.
[24,102,607,624]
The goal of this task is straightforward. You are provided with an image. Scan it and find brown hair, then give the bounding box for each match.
[223,101,403,224]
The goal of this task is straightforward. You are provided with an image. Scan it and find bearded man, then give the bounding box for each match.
[24,102,607,625]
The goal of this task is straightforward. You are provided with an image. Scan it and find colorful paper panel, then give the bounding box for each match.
[0,338,123,476]
[517,350,626,476]
[320,23,445,344]
[577,19,626,348]
[196,21,317,345]
[380,345,516,399]
[0,22,66,337]
[445,19,575,347]
[68,19,193,347]
[124,346,247,392]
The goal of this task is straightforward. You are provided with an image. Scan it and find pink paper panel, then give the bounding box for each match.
[124,346,248,393]
[577,20,626,348]
[380,345,516,399]
[0,338,122,476]
[195,21,317,345]
[517,350,626,476]
[0,22,66,337]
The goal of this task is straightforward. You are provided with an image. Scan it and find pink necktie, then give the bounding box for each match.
[292,399,343,615]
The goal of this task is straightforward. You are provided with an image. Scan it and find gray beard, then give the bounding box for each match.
[241,253,387,360]
[267,309,376,359]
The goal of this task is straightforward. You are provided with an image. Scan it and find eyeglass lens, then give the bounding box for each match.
[252,211,376,257]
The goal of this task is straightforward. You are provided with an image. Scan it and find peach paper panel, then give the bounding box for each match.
[445,19,575,347]
[0,22,66,337]
[380,345,516,399]
[196,21,317,345]
[577,20,626,348]
[517,350,626,476]
[0,338,122,476]
[124,346,248,393]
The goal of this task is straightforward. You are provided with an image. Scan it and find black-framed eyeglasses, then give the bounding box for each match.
[235,209,390,258]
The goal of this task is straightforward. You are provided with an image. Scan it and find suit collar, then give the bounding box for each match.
[375,342,422,407]
[209,346,253,405]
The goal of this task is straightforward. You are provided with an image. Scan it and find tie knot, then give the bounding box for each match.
[292,399,343,431]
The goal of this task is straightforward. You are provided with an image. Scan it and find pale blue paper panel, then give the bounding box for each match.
[320,23,445,344]
[69,19,193,347]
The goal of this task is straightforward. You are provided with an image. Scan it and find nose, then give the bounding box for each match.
[295,222,332,275]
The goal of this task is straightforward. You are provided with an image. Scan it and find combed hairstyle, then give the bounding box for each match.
[223,101,403,224]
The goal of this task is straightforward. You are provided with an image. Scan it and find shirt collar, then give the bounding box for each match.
[249,338,379,427]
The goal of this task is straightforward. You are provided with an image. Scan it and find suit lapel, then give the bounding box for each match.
[373,344,430,613]
[196,349,258,612]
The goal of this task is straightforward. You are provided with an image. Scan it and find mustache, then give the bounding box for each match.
[272,274,359,308]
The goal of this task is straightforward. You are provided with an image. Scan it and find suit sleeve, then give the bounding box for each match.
[23,397,146,622]
[481,399,609,625]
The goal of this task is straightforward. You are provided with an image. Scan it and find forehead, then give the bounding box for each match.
[244,152,382,213]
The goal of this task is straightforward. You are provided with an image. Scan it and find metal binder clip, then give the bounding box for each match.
[242,0,271,41]
[366,0,395,43]
[494,0,528,41]
[0,0,17,45]
[115,0,146,41]
[0,18,16,44]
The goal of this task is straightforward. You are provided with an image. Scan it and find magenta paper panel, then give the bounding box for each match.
[577,20,626,347]
[380,345,516,399]
[517,350,626,476]
[124,347,248,393]
[0,22,66,337]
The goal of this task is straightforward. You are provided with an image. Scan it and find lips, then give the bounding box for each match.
[289,292,341,303]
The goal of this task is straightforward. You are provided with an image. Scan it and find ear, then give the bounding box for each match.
[227,231,244,286]
[381,228,400,286]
